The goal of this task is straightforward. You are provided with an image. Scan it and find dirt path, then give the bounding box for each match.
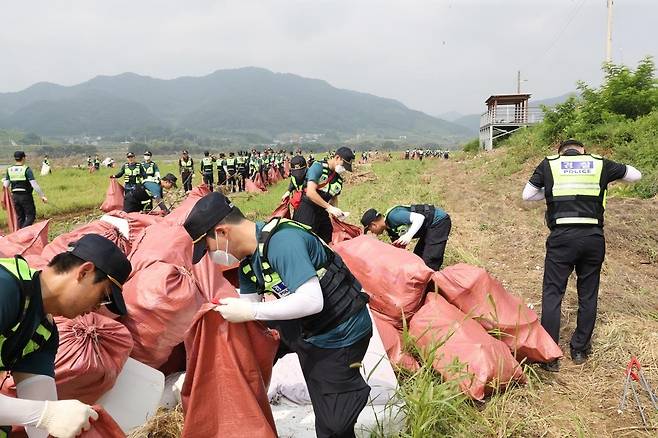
[430,151,658,437]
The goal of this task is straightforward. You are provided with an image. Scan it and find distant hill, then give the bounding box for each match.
[0,68,470,142]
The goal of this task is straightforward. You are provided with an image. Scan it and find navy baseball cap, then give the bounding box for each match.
[161,173,178,188]
[360,208,381,232]
[68,234,132,315]
[335,147,355,171]
[183,192,236,264]
[14,151,26,160]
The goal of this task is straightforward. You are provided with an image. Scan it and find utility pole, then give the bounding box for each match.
[606,0,613,63]
[517,70,521,94]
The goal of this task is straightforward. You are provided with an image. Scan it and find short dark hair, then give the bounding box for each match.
[48,252,107,284]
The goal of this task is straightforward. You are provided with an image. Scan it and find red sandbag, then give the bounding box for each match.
[41,221,131,262]
[121,261,203,368]
[267,167,277,184]
[54,314,134,404]
[0,220,49,257]
[182,305,279,438]
[372,310,419,371]
[102,210,164,245]
[191,252,239,302]
[165,184,211,225]
[330,216,362,245]
[269,198,291,219]
[245,178,265,193]
[253,173,267,191]
[283,161,291,178]
[128,223,193,274]
[83,406,126,438]
[2,187,18,233]
[100,179,125,213]
[432,264,563,363]
[409,293,525,400]
[333,235,433,329]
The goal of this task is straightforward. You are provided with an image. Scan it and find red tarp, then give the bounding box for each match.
[330,216,362,245]
[127,223,193,274]
[54,314,134,404]
[333,235,433,329]
[372,311,419,371]
[100,179,125,213]
[121,261,203,368]
[409,293,525,400]
[41,221,131,262]
[181,305,279,438]
[245,178,265,193]
[0,220,50,258]
[432,264,563,363]
[2,187,18,233]
[269,198,291,219]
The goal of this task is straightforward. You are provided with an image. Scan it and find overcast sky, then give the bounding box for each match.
[1,0,656,116]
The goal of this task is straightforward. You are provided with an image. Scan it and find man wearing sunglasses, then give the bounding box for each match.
[0,234,132,438]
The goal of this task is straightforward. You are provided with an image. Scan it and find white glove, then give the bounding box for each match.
[326,205,346,219]
[393,233,413,248]
[281,191,290,200]
[36,400,98,438]
[214,297,256,322]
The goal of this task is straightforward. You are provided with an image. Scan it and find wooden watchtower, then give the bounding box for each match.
[478,94,543,150]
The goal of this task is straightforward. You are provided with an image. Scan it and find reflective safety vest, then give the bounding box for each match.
[316,161,343,198]
[123,163,142,185]
[290,175,304,192]
[201,157,214,174]
[236,156,247,172]
[6,165,32,193]
[544,154,606,228]
[142,161,159,182]
[384,204,435,241]
[180,158,193,173]
[240,218,368,338]
[226,158,237,173]
[0,256,55,371]
[218,160,227,175]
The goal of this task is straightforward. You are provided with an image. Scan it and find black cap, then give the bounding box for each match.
[68,234,132,315]
[335,147,355,171]
[360,208,381,231]
[183,192,236,264]
[558,139,584,152]
[204,151,210,156]
[144,150,152,156]
[126,152,135,158]
[182,150,189,155]
[161,173,178,188]
[290,155,307,180]
[14,151,26,160]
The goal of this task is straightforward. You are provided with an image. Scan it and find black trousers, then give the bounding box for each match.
[202,172,214,191]
[181,172,193,192]
[541,232,606,353]
[218,170,227,186]
[269,320,371,438]
[293,198,333,243]
[239,171,248,192]
[12,193,36,229]
[413,215,452,271]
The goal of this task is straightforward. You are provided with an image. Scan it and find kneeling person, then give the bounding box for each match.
[184,193,372,438]
[123,173,177,215]
[361,204,451,271]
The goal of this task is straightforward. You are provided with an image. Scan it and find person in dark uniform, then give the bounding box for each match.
[183,193,372,438]
[293,147,354,243]
[122,173,177,215]
[93,155,101,171]
[200,151,215,192]
[112,152,145,193]
[178,150,194,193]
[281,155,307,210]
[361,204,451,271]
[141,151,160,183]
[224,152,238,193]
[217,153,227,188]
[236,152,248,192]
[2,151,48,229]
[522,139,642,371]
[0,234,131,438]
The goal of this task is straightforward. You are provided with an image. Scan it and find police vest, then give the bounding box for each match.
[0,257,55,372]
[123,163,142,185]
[6,165,32,193]
[236,156,247,171]
[384,204,435,241]
[290,175,304,192]
[226,158,237,173]
[201,157,214,173]
[544,154,606,228]
[218,160,227,175]
[142,162,158,182]
[180,158,193,172]
[240,218,368,338]
[316,162,343,199]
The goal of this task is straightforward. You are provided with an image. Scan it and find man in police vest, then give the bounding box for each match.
[183,193,371,438]
[2,151,48,229]
[200,151,215,192]
[178,150,194,193]
[217,153,227,188]
[224,152,238,193]
[112,152,145,193]
[141,151,160,183]
[0,234,131,438]
[236,151,248,193]
[123,173,177,215]
[361,203,451,271]
[522,139,642,371]
[293,147,354,243]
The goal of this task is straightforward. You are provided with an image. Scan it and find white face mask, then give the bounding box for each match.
[144,155,151,161]
[335,164,347,174]
[209,232,240,266]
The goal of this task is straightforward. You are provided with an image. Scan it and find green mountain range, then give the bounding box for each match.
[0,67,471,142]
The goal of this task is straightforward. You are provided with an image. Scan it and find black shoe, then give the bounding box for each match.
[539,360,560,372]
[571,349,589,365]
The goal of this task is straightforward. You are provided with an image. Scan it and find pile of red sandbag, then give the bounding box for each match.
[41,220,131,261]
